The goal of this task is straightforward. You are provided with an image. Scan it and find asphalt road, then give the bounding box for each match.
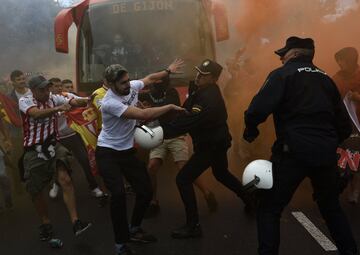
[0,154,359,255]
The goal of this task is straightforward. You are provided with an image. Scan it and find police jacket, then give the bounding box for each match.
[245,56,352,166]
[162,83,231,151]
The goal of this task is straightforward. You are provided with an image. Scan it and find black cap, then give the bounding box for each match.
[28,75,52,90]
[275,36,315,57]
[195,59,223,78]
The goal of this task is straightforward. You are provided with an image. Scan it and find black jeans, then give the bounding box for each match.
[59,133,98,190]
[257,153,358,255]
[176,146,243,226]
[95,146,152,244]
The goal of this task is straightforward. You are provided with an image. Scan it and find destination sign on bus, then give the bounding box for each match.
[112,0,174,14]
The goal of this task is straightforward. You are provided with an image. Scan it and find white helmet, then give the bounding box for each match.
[242,159,273,190]
[134,125,164,149]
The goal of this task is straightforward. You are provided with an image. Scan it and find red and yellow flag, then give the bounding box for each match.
[0,92,22,127]
[65,106,100,176]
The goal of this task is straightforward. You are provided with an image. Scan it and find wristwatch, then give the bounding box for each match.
[165,68,172,75]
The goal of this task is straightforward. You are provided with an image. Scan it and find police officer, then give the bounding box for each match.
[243,36,358,255]
[162,59,251,239]
[139,76,217,218]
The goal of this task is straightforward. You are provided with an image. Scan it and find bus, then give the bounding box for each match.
[54,0,229,95]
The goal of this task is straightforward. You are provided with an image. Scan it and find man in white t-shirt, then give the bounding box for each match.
[9,70,32,103]
[95,59,184,255]
[19,75,92,242]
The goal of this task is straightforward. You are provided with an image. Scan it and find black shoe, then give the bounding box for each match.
[117,244,136,255]
[204,192,218,213]
[39,223,53,241]
[130,228,157,243]
[144,203,160,219]
[171,224,202,239]
[73,220,92,236]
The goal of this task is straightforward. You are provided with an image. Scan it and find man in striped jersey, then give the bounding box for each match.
[19,75,92,242]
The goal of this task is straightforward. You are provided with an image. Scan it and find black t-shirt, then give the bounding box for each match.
[139,86,181,124]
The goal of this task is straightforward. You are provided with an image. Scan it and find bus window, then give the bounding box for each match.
[78,0,215,84]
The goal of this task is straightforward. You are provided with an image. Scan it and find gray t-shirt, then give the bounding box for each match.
[97,80,144,151]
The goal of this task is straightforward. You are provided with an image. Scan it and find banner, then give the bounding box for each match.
[65,106,99,176]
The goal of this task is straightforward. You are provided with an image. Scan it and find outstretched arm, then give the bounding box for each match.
[122,104,185,121]
[141,59,184,87]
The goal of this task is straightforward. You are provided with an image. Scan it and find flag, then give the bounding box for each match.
[0,92,22,127]
[65,106,99,176]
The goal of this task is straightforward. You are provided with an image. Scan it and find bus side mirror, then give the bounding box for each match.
[212,2,230,42]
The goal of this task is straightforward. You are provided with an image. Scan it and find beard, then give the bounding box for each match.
[114,86,130,96]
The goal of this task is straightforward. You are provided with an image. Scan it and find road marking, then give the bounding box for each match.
[292,211,337,252]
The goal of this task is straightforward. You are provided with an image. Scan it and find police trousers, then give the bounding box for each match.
[95,146,152,244]
[176,146,243,226]
[257,153,358,255]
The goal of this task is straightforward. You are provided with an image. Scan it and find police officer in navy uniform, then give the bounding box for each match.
[243,36,358,255]
[162,59,251,239]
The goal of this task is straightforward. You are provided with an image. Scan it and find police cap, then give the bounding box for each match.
[275,36,315,57]
[195,59,223,78]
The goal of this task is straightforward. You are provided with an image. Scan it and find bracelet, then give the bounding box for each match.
[165,68,172,75]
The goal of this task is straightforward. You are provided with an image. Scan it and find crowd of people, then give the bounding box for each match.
[0,36,359,255]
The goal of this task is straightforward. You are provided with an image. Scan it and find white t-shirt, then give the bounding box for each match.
[15,88,32,101]
[97,80,144,151]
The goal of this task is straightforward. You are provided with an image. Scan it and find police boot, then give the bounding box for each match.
[171,224,202,239]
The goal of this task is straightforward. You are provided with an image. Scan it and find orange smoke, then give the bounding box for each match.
[219,0,360,167]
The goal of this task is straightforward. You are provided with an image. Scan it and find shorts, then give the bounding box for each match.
[24,143,72,197]
[149,136,189,162]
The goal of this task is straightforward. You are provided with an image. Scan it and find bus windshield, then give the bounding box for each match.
[78,0,214,84]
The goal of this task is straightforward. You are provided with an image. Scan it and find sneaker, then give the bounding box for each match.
[144,202,160,219]
[73,220,92,236]
[117,244,135,255]
[91,187,104,198]
[49,183,60,199]
[130,228,157,243]
[171,224,202,239]
[39,223,53,241]
[204,192,218,213]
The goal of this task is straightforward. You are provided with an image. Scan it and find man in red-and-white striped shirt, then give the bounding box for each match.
[19,75,92,242]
